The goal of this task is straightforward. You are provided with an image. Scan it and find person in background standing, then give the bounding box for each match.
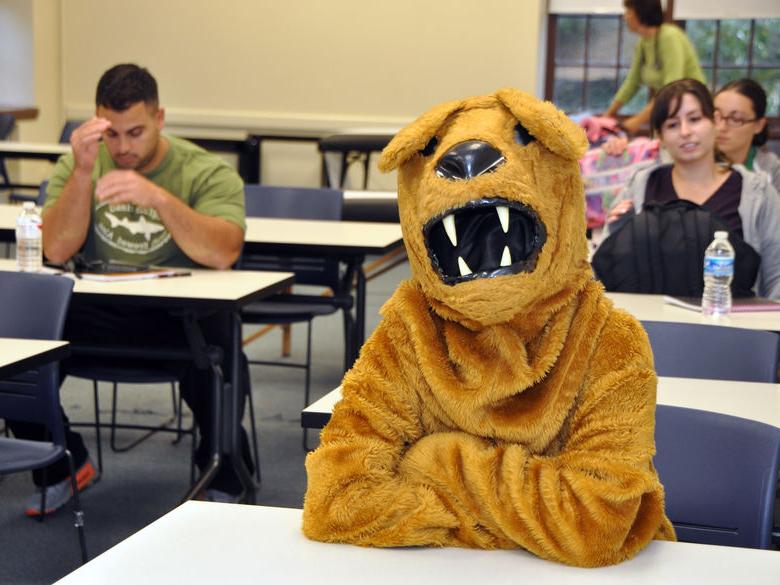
[604,0,704,135]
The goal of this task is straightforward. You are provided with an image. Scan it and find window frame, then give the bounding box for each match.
[544,8,780,140]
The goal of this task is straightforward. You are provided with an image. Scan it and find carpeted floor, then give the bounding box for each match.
[0,258,411,585]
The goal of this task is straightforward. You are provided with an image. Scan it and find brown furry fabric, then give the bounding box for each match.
[303,89,674,567]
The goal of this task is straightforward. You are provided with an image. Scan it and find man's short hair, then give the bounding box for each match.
[95,64,159,111]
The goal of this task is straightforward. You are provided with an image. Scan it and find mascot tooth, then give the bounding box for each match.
[303,88,674,567]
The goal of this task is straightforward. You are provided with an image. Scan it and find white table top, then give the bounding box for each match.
[0,203,22,231]
[0,337,69,378]
[656,376,780,428]
[304,376,780,430]
[245,217,403,253]
[0,140,70,156]
[606,292,780,332]
[0,259,294,308]
[1,206,405,254]
[54,501,780,585]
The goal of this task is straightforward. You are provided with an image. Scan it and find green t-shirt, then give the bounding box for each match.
[44,135,246,268]
[614,23,705,106]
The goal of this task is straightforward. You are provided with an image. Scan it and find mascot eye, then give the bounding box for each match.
[419,137,439,157]
[514,123,535,146]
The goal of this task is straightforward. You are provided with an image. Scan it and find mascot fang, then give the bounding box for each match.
[303,88,674,567]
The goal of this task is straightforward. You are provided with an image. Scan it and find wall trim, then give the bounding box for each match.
[65,103,411,136]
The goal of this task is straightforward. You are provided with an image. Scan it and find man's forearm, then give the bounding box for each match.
[42,169,95,263]
[154,191,244,269]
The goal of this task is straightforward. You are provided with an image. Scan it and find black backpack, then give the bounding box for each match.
[592,199,761,298]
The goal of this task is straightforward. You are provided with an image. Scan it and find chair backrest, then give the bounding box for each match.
[0,113,15,140]
[244,184,342,220]
[0,272,73,441]
[38,180,49,206]
[242,185,349,289]
[59,120,83,144]
[655,405,780,548]
[642,320,780,383]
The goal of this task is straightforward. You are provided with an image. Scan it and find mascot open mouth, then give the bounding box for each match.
[423,197,546,285]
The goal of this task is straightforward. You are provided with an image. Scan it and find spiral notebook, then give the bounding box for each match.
[44,260,191,282]
[663,295,780,313]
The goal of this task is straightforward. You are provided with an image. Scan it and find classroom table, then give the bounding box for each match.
[53,501,780,585]
[605,292,780,331]
[342,190,398,222]
[0,259,294,501]
[244,217,404,364]
[301,376,780,430]
[0,208,405,365]
[0,203,19,239]
[0,140,70,162]
[0,337,69,379]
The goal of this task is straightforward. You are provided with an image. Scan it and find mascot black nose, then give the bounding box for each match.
[435,140,505,180]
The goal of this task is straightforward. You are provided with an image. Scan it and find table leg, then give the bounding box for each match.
[229,311,256,503]
[354,262,367,363]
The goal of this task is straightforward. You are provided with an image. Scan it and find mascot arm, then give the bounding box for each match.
[400,360,669,566]
[303,317,462,546]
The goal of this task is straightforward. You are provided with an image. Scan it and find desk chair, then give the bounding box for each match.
[642,321,780,383]
[318,133,394,189]
[32,179,194,474]
[65,362,191,476]
[0,271,87,562]
[655,404,780,548]
[240,185,354,448]
[0,113,15,192]
[59,120,83,144]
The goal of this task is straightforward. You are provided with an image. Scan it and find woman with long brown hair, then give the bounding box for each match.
[601,78,780,299]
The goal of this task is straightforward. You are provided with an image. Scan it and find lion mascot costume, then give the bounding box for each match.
[303,88,674,567]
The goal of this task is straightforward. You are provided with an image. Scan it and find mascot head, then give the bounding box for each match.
[379,88,591,327]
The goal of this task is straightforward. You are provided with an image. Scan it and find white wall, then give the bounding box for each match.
[1,0,61,186]
[60,0,545,132]
[0,0,34,106]
[14,0,547,189]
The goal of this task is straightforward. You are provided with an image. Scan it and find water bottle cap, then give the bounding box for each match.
[22,202,35,210]
[714,230,728,239]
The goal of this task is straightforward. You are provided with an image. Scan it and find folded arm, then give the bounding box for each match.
[304,311,671,566]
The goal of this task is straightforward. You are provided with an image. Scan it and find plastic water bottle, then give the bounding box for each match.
[15,202,42,272]
[701,231,734,317]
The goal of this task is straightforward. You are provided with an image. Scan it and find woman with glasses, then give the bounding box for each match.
[604,0,704,136]
[714,79,780,193]
[601,78,780,299]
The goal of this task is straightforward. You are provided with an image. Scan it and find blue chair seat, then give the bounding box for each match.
[0,436,65,474]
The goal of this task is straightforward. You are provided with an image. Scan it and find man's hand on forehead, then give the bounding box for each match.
[71,117,112,173]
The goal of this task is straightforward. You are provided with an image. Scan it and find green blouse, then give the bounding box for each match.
[614,23,705,105]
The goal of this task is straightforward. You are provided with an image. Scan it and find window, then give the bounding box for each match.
[545,13,780,122]
[546,13,646,115]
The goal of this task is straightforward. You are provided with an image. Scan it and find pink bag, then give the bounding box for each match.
[580,137,660,229]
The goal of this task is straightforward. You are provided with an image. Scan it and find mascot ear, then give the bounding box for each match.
[495,87,588,161]
[378,98,466,172]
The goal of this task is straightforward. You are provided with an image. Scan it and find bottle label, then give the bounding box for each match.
[704,256,734,278]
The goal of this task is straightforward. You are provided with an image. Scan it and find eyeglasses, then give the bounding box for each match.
[714,111,758,128]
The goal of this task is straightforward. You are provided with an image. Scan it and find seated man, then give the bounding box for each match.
[7,63,252,513]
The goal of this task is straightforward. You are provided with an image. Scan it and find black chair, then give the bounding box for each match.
[0,271,87,562]
[318,132,394,189]
[655,405,780,549]
[240,185,355,447]
[59,120,84,144]
[65,361,191,476]
[642,321,780,383]
[0,113,16,192]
